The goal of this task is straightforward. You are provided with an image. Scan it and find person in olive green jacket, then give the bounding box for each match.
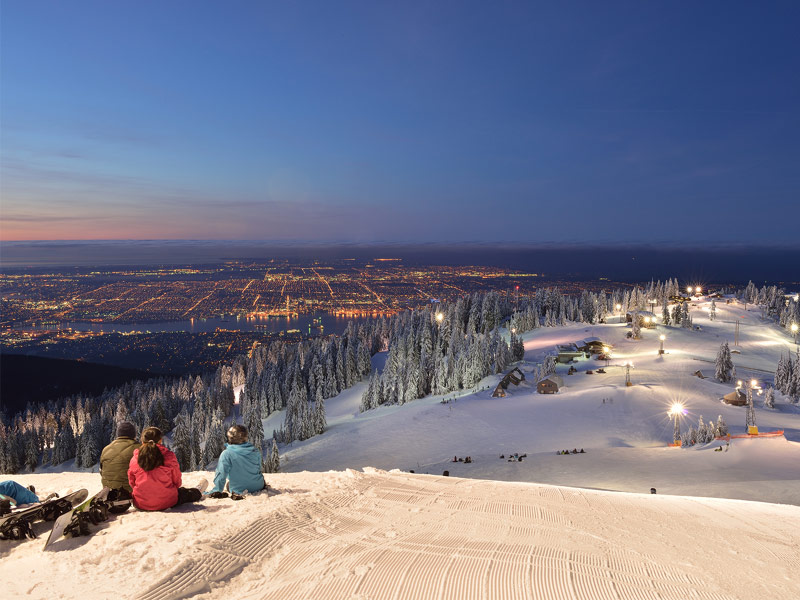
[100,421,140,492]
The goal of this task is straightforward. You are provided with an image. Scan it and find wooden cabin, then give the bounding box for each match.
[722,389,747,406]
[491,367,526,397]
[537,375,564,394]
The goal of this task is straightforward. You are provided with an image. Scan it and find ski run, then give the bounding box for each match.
[2,294,800,599]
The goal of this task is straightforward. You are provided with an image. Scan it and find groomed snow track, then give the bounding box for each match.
[137,470,800,600]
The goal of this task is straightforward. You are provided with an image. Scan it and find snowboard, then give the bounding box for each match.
[0,489,88,541]
[44,487,132,550]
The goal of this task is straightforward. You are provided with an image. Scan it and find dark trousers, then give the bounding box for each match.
[175,487,202,506]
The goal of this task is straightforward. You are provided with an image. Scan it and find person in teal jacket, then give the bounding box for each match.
[209,425,266,495]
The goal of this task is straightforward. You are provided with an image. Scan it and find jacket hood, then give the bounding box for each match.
[225,442,257,454]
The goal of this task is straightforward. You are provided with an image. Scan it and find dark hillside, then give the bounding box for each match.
[0,353,159,416]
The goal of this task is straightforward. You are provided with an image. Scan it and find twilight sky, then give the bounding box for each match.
[1,1,799,244]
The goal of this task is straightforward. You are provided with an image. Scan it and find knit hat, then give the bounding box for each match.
[116,421,136,439]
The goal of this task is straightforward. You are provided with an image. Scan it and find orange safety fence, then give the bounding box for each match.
[715,430,784,441]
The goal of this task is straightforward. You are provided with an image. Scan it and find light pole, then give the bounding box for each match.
[616,303,623,323]
[791,323,798,352]
[624,362,633,386]
[686,286,693,298]
[745,379,758,435]
[649,299,657,318]
[603,346,610,367]
[695,286,702,296]
[659,334,665,355]
[669,402,683,445]
[436,312,443,324]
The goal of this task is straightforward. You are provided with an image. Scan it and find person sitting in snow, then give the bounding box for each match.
[100,421,140,493]
[207,425,266,498]
[128,426,206,511]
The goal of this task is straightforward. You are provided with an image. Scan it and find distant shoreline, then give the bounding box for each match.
[1,240,798,284]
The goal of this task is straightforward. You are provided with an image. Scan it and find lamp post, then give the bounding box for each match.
[624,362,633,386]
[436,312,443,323]
[687,286,693,298]
[659,334,665,355]
[649,299,657,318]
[616,304,622,323]
[791,323,798,351]
[745,379,758,435]
[695,286,702,296]
[603,346,610,367]
[669,402,683,445]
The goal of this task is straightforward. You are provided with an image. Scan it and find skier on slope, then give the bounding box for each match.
[100,421,140,493]
[207,425,266,499]
[127,427,206,511]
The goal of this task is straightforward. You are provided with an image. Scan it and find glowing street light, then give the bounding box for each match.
[616,304,622,323]
[659,334,665,355]
[668,402,684,444]
[687,286,693,296]
[435,312,444,323]
[624,361,633,386]
[603,346,611,366]
[695,286,702,295]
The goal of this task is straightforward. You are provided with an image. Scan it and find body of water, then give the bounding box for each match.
[16,313,377,336]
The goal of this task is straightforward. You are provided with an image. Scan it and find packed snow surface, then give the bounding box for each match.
[3,469,800,600]
[3,296,800,598]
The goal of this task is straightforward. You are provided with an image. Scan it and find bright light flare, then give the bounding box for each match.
[659,334,666,341]
[668,402,684,417]
[435,312,443,322]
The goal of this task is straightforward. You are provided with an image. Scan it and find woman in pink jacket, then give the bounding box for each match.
[128,427,205,511]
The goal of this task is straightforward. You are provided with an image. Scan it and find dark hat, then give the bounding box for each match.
[116,421,136,439]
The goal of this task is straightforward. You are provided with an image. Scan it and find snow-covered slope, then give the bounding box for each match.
[2,469,799,600]
[276,296,800,505]
[3,296,800,599]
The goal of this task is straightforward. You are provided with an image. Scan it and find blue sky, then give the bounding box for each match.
[2,1,799,243]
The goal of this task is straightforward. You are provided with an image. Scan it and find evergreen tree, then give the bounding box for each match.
[313,396,326,435]
[631,314,641,339]
[715,415,728,437]
[764,387,775,409]
[715,342,734,382]
[172,407,193,471]
[266,438,280,473]
[662,301,671,326]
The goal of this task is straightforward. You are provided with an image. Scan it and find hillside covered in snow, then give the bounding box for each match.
[2,294,800,599]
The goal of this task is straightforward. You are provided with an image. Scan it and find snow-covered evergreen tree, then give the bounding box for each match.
[764,387,775,409]
[715,342,734,382]
[266,437,280,473]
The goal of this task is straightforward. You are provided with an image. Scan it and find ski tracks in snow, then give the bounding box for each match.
[138,470,800,600]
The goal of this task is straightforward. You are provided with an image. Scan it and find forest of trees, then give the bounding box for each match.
[1,279,797,475]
